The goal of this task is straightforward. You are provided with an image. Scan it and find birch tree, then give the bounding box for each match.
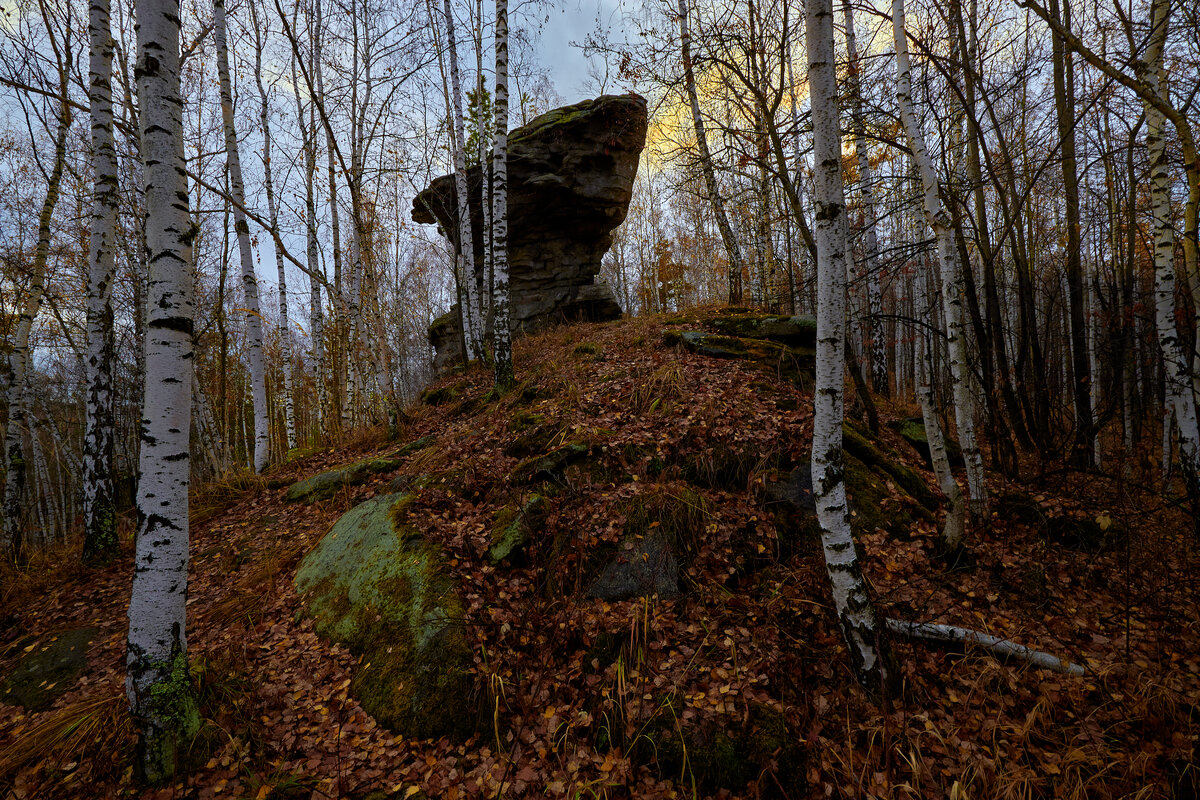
[842,0,887,396]
[806,0,888,690]
[491,0,513,387]
[1141,0,1200,492]
[82,0,119,563]
[2,67,72,562]
[126,0,201,779]
[214,0,270,472]
[442,0,485,359]
[678,0,745,304]
[892,0,987,513]
[250,0,297,451]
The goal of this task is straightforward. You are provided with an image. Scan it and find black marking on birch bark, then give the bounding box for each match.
[150,316,193,334]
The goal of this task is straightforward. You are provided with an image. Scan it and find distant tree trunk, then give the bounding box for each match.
[893,0,987,514]
[806,0,888,691]
[679,0,744,304]
[214,0,270,472]
[1141,0,1200,495]
[1048,0,1092,466]
[126,0,200,781]
[491,0,514,388]
[915,267,965,551]
[842,0,887,396]
[251,0,296,452]
[82,0,119,564]
[291,46,326,436]
[3,84,70,563]
[442,0,485,360]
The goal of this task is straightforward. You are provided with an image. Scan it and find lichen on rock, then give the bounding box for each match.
[294,493,474,739]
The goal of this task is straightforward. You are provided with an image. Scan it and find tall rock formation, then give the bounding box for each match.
[413,94,647,371]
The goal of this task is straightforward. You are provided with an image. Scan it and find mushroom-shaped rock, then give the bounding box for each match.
[413,94,648,371]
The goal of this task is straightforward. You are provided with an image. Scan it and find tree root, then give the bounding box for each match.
[886,618,1086,676]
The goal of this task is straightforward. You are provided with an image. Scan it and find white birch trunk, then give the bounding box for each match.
[251,0,296,452]
[915,268,965,551]
[3,88,70,561]
[126,0,200,779]
[842,0,887,396]
[893,0,987,513]
[214,0,270,472]
[491,0,513,386]
[1142,0,1200,486]
[679,0,745,303]
[806,0,887,690]
[82,0,119,563]
[291,50,326,434]
[442,0,484,359]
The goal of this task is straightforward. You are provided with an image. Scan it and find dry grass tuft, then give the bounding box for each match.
[0,691,133,785]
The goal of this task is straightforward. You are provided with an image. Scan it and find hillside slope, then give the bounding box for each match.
[2,309,1198,799]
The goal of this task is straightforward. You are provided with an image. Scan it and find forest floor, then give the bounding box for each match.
[2,309,1199,800]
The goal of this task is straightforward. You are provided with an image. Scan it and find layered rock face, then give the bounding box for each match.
[413,94,647,370]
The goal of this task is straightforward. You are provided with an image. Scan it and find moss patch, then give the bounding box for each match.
[488,495,547,564]
[511,442,590,485]
[0,626,98,711]
[285,458,405,502]
[392,434,435,458]
[420,382,465,406]
[842,422,939,512]
[294,494,474,739]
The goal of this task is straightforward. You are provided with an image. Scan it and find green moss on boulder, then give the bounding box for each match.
[285,458,404,502]
[294,494,474,739]
[488,494,547,564]
[511,442,590,485]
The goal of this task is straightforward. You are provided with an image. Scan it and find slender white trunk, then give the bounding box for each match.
[893,0,987,513]
[127,0,200,780]
[806,0,887,690]
[679,0,745,303]
[82,0,119,563]
[442,0,485,359]
[916,267,965,551]
[214,0,270,472]
[842,0,887,396]
[251,0,296,451]
[3,88,70,561]
[1142,0,1200,486]
[291,49,326,434]
[491,0,513,386]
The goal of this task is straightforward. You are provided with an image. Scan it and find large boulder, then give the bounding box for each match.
[294,494,474,739]
[414,94,648,371]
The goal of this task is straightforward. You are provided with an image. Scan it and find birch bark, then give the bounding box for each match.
[842,0,887,396]
[442,0,485,359]
[2,85,71,562]
[492,0,514,387]
[82,0,119,563]
[806,0,888,690]
[126,0,200,779]
[251,0,297,451]
[1141,0,1200,490]
[679,0,745,304]
[892,0,988,513]
[291,46,326,432]
[214,0,270,472]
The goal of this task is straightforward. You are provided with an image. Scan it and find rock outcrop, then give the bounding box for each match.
[294,493,474,739]
[413,94,648,371]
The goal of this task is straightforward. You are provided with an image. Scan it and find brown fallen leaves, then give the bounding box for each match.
[0,311,1197,799]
